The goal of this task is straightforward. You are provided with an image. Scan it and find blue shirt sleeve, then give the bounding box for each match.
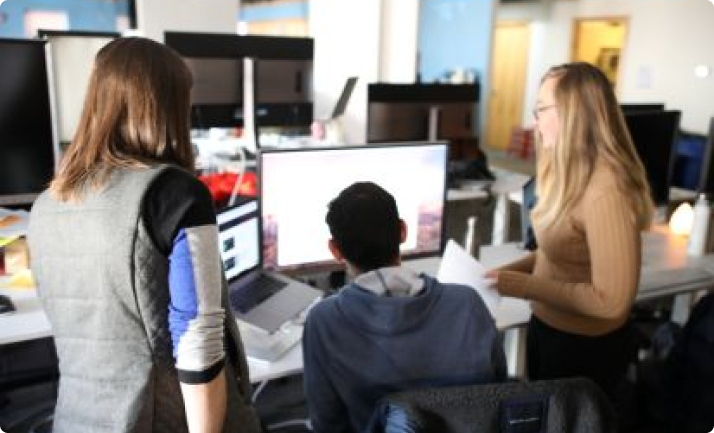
[143,167,226,384]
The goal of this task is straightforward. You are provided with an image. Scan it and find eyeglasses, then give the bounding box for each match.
[532,104,556,120]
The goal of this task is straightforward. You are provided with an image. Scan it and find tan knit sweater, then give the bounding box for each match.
[497,164,642,336]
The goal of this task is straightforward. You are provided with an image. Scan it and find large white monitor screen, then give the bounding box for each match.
[260,142,448,273]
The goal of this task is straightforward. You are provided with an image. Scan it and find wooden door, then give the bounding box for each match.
[486,22,529,151]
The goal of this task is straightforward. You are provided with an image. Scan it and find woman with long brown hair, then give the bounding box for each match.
[488,62,653,402]
[28,37,260,433]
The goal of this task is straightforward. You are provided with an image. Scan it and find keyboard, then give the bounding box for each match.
[233,275,288,314]
[639,267,714,293]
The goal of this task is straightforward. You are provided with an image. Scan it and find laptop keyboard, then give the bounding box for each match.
[233,275,288,314]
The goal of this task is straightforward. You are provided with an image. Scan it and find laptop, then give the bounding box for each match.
[217,199,322,334]
[327,76,358,120]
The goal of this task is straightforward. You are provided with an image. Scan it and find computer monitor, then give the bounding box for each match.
[367,83,479,143]
[259,142,449,273]
[697,118,714,197]
[620,103,665,114]
[39,30,119,146]
[624,110,681,206]
[0,38,57,206]
[164,32,313,129]
[251,36,313,129]
[164,32,245,129]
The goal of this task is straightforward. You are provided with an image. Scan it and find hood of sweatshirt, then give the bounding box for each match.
[336,267,442,335]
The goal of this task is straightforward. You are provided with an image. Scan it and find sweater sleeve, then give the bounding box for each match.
[497,191,640,320]
[303,310,351,433]
[143,168,226,384]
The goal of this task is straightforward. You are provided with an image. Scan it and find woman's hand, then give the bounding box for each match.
[484,269,499,291]
[484,269,499,280]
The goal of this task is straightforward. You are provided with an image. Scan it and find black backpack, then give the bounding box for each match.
[664,293,714,433]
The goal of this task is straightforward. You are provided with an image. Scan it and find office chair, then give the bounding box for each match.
[253,374,311,433]
[368,377,616,433]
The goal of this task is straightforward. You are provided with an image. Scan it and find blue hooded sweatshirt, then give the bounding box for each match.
[303,270,507,433]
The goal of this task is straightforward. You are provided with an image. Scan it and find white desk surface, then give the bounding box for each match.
[0,286,52,345]
[3,228,714,384]
[447,169,529,203]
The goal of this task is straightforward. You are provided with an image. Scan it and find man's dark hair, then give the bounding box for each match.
[326,182,401,272]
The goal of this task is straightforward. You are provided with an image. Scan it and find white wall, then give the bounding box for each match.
[135,0,240,42]
[310,0,419,144]
[500,0,714,134]
[309,0,381,143]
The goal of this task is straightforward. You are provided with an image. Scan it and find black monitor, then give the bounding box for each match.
[624,110,681,206]
[367,83,479,143]
[250,36,313,129]
[697,118,714,197]
[164,32,313,129]
[620,103,665,114]
[39,30,119,146]
[164,32,245,129]
[0,39,57,206]
[259,142,449,274]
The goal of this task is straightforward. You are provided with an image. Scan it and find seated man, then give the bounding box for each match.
[303,181,507,433]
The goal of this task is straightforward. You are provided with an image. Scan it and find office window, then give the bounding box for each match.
[240,1,309,37]
[0,0,133,39]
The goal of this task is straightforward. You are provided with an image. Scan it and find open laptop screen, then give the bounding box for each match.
[217,200,261,281]
[260,142,449,273]
[329,77,358,120]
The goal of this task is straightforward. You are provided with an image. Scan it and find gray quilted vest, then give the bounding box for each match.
[28,166,262,433]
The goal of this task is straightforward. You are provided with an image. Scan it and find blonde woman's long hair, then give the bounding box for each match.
[532,62,653,230]
[50,37,194,202]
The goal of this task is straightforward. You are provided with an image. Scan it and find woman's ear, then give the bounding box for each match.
[328,239,344,262]
[399,220,408,244]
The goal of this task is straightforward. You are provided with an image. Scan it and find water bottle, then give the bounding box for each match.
[687,194,711,256]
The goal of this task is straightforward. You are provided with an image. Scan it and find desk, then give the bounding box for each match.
[3,229,714,383]
[0,287,51,345]
[248,229,714,381]
[446,171,528,251]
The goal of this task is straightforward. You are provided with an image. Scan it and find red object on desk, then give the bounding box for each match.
[507,127,535,160]
[199,172,258,208]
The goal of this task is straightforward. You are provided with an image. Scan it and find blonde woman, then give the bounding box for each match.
[28,38,260,433]
[487,62,653,401]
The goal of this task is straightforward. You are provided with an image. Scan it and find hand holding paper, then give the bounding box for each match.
[437,240,501,316]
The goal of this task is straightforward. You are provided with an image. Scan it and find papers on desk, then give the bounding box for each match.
[437,240,501,316]
[238,318,303,365]
[490,170,531,195]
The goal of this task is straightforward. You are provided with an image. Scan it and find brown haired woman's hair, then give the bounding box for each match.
[532,62,654,230]
[50,37,194,201]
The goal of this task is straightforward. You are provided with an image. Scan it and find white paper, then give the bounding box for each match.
[437,239,501,316]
